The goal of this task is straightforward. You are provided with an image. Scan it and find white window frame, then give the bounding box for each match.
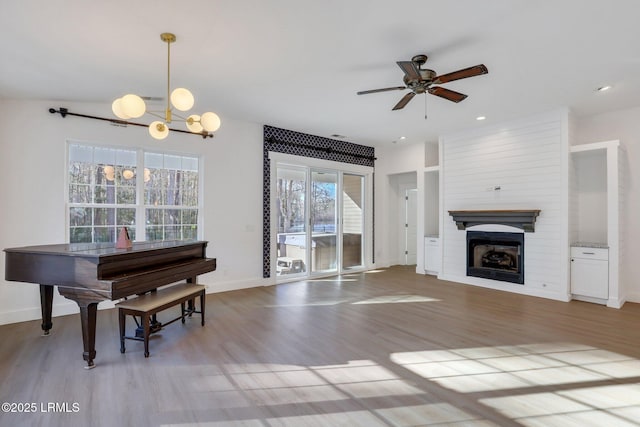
[65,141,203,243]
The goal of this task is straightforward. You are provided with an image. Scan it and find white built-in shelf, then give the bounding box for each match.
[569,139,622,308]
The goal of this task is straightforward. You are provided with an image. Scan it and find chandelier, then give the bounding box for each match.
[111,33,220,140]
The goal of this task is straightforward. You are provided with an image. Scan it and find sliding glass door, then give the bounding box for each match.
[276,167,307,278]
[311,170,338,274]
[342,173,364,270]
[275,163,367,280]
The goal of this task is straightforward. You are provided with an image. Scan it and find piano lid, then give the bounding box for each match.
[5,240,214,292]
[4,240,207,258]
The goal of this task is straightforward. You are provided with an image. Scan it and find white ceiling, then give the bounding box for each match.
[2,0,640,147]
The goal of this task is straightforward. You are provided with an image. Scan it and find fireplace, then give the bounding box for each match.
[467,231,524,284]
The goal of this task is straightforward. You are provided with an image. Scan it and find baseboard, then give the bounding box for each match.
[624,290,640,304]
[0,301,78,326]
[572,294,608,306]
[0,299,121,327]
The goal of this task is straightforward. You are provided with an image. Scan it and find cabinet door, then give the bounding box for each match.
[424,238,440,273]
[570,257,608,299]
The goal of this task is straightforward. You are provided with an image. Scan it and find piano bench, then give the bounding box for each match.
[116,283,206,358]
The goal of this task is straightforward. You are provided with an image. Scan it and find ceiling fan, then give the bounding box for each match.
[357,54,488,110]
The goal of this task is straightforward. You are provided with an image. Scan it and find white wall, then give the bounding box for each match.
[574,106,640,303]
[0,99,268,325]
[439,110,570,301]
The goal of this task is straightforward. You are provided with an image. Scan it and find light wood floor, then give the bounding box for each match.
[1,266,640,427]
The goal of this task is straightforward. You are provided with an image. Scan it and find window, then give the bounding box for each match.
[144,152,199,241]
[68,143,200,243]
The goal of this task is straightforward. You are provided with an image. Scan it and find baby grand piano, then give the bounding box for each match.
[4,240,216,368]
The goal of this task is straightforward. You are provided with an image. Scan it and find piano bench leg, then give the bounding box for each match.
[181,302,186,324]
[143,314,151,358]
[118,309,126,354]
[200,290,206,327]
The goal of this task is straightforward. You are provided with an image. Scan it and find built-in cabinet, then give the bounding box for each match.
[424,236,440,274]
[569,140,623,307]
[570,246,609,301]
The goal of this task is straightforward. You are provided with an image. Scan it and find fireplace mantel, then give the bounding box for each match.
[448,210,541,232]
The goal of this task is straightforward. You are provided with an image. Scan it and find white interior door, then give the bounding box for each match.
[405,189,417,265]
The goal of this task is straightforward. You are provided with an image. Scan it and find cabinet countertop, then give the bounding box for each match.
[572,242,609,249]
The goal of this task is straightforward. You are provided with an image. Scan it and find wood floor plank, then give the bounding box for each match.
[1,266,639,426]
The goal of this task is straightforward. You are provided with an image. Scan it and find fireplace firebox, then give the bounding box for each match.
[467,231,524,284]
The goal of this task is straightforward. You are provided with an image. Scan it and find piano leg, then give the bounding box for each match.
[79,302,98,369]
[39,285,54,336]
[58,289,101,369]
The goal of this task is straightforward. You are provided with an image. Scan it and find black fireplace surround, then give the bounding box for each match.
[467,231,524,284]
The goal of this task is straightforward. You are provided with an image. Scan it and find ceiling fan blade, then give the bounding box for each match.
[433,64,488,84]
[428,86,468,103]
[392,92,416,110]
[396,61,421,80]
[357,86,406,95]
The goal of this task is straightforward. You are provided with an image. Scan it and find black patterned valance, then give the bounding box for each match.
[264,126,376,166]
[262,126,375,278]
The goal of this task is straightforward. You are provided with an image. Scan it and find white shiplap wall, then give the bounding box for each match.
[439,110,570,301]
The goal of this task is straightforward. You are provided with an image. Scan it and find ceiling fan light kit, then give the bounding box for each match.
[357,54,488,111]
[111,32,221,139]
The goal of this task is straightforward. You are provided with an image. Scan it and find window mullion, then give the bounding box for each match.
[136,148,146,241]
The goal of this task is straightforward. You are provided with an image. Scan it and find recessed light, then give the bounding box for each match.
[597,85,612,92]
[392,136,407,144]
[476,116,486,121]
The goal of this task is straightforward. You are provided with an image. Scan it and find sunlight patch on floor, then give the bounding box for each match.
[162,405,498,427]
[264,299,351,307]
[481,384,640,426]
[391,342,637,393]
[392,343,640,426]
[265,294,439,307]
[155,359,497,426]
[265,410,389,426]
[352,295,440,304]
[375,403,498,426]
[163,420,266,427]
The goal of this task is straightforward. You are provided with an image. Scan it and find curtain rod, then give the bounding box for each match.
[48,107,213,139]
